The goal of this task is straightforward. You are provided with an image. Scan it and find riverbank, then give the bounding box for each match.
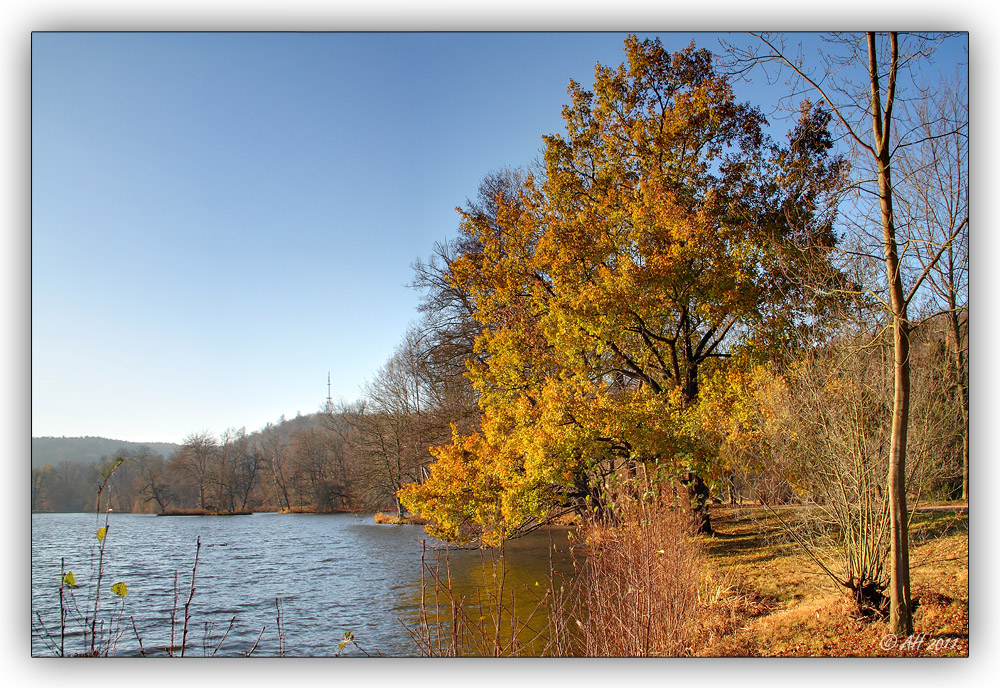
[697,505,969,656]
[158,509,253,516]
[373,512,428,525]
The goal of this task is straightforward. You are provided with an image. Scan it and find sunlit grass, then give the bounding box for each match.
[696,505,968,656]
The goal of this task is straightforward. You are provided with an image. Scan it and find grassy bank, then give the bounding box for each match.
[404,496,968,657]
[697,505,969,657]
[373,512,428,525]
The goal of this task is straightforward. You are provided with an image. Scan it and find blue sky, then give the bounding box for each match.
[31,31,969,444]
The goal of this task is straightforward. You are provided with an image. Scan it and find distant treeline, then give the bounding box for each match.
[30,382,475,515]
[31,437,181,470]
[31,417,323,513]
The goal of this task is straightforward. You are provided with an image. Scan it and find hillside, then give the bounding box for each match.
[30,414,328,470]
[31,436,181,469]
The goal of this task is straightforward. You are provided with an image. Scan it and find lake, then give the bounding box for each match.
[30,512,575,657]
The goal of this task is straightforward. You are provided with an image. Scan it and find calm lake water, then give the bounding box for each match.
[31,512,574,657]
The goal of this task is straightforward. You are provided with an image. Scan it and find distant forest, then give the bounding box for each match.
[31,437,181,470]
[29,402,467,515]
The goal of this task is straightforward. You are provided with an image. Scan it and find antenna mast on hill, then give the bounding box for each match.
[327,372,333,407]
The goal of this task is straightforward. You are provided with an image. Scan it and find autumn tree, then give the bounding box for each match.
[401,37,844,543]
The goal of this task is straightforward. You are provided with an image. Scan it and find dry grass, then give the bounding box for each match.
[560,494,704,656]
[405,490,706,657]
[402,501,967,657]
[696,505,969,657]
[373,512,429,525]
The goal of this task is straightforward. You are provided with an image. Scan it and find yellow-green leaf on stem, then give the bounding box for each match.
[63,571,77,588]
[97,527,107,543]
[111,582,128,598]
[337,630,354,651]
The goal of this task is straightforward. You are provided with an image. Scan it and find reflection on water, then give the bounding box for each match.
[31,512,575,657]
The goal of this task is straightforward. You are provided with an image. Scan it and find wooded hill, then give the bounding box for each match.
[31,436,181,470]
[29,411,409,514]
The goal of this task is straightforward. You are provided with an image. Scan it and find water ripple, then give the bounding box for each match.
[32,513,572,657]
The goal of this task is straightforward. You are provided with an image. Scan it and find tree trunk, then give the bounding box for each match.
[948,309,969,501]
[961,412,969,502]
[684,472,713,535]
[278,468,292,511]
[684,365,699,404]
[887,314,913,634]
[869,31,913,636]
[680,364,712,534]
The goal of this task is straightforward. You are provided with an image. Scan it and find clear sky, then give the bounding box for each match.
[31,31,969,444]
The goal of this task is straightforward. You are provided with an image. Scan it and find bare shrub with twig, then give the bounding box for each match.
[730,329,962,619]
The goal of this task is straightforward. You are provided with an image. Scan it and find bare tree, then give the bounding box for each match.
[725,31,967,634]
[105,444,171,513]
[895,79,969,500]
[259,425,293,511]
[409,168,530,421]
[172,432,219,510]
[287,427,350,512]
[136,451,173,513]
[342,327,459,517]
[778,335,896,612]
[31,465,54,511]
[205,428,261,513]
[228,429,262,512]
[707,319,960,617]
[907,321,967,500]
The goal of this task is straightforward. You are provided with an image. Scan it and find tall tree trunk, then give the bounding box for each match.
[948,309,969,501]
[681,363,712,534]
[869,32,913,635]
[886,309,913,634]
[276,464,292,511]
[960,401,969,502]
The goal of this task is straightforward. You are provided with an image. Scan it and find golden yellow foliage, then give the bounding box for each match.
[401,36,843,543]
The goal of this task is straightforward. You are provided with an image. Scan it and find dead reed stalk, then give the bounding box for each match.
[562,489,704,656]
